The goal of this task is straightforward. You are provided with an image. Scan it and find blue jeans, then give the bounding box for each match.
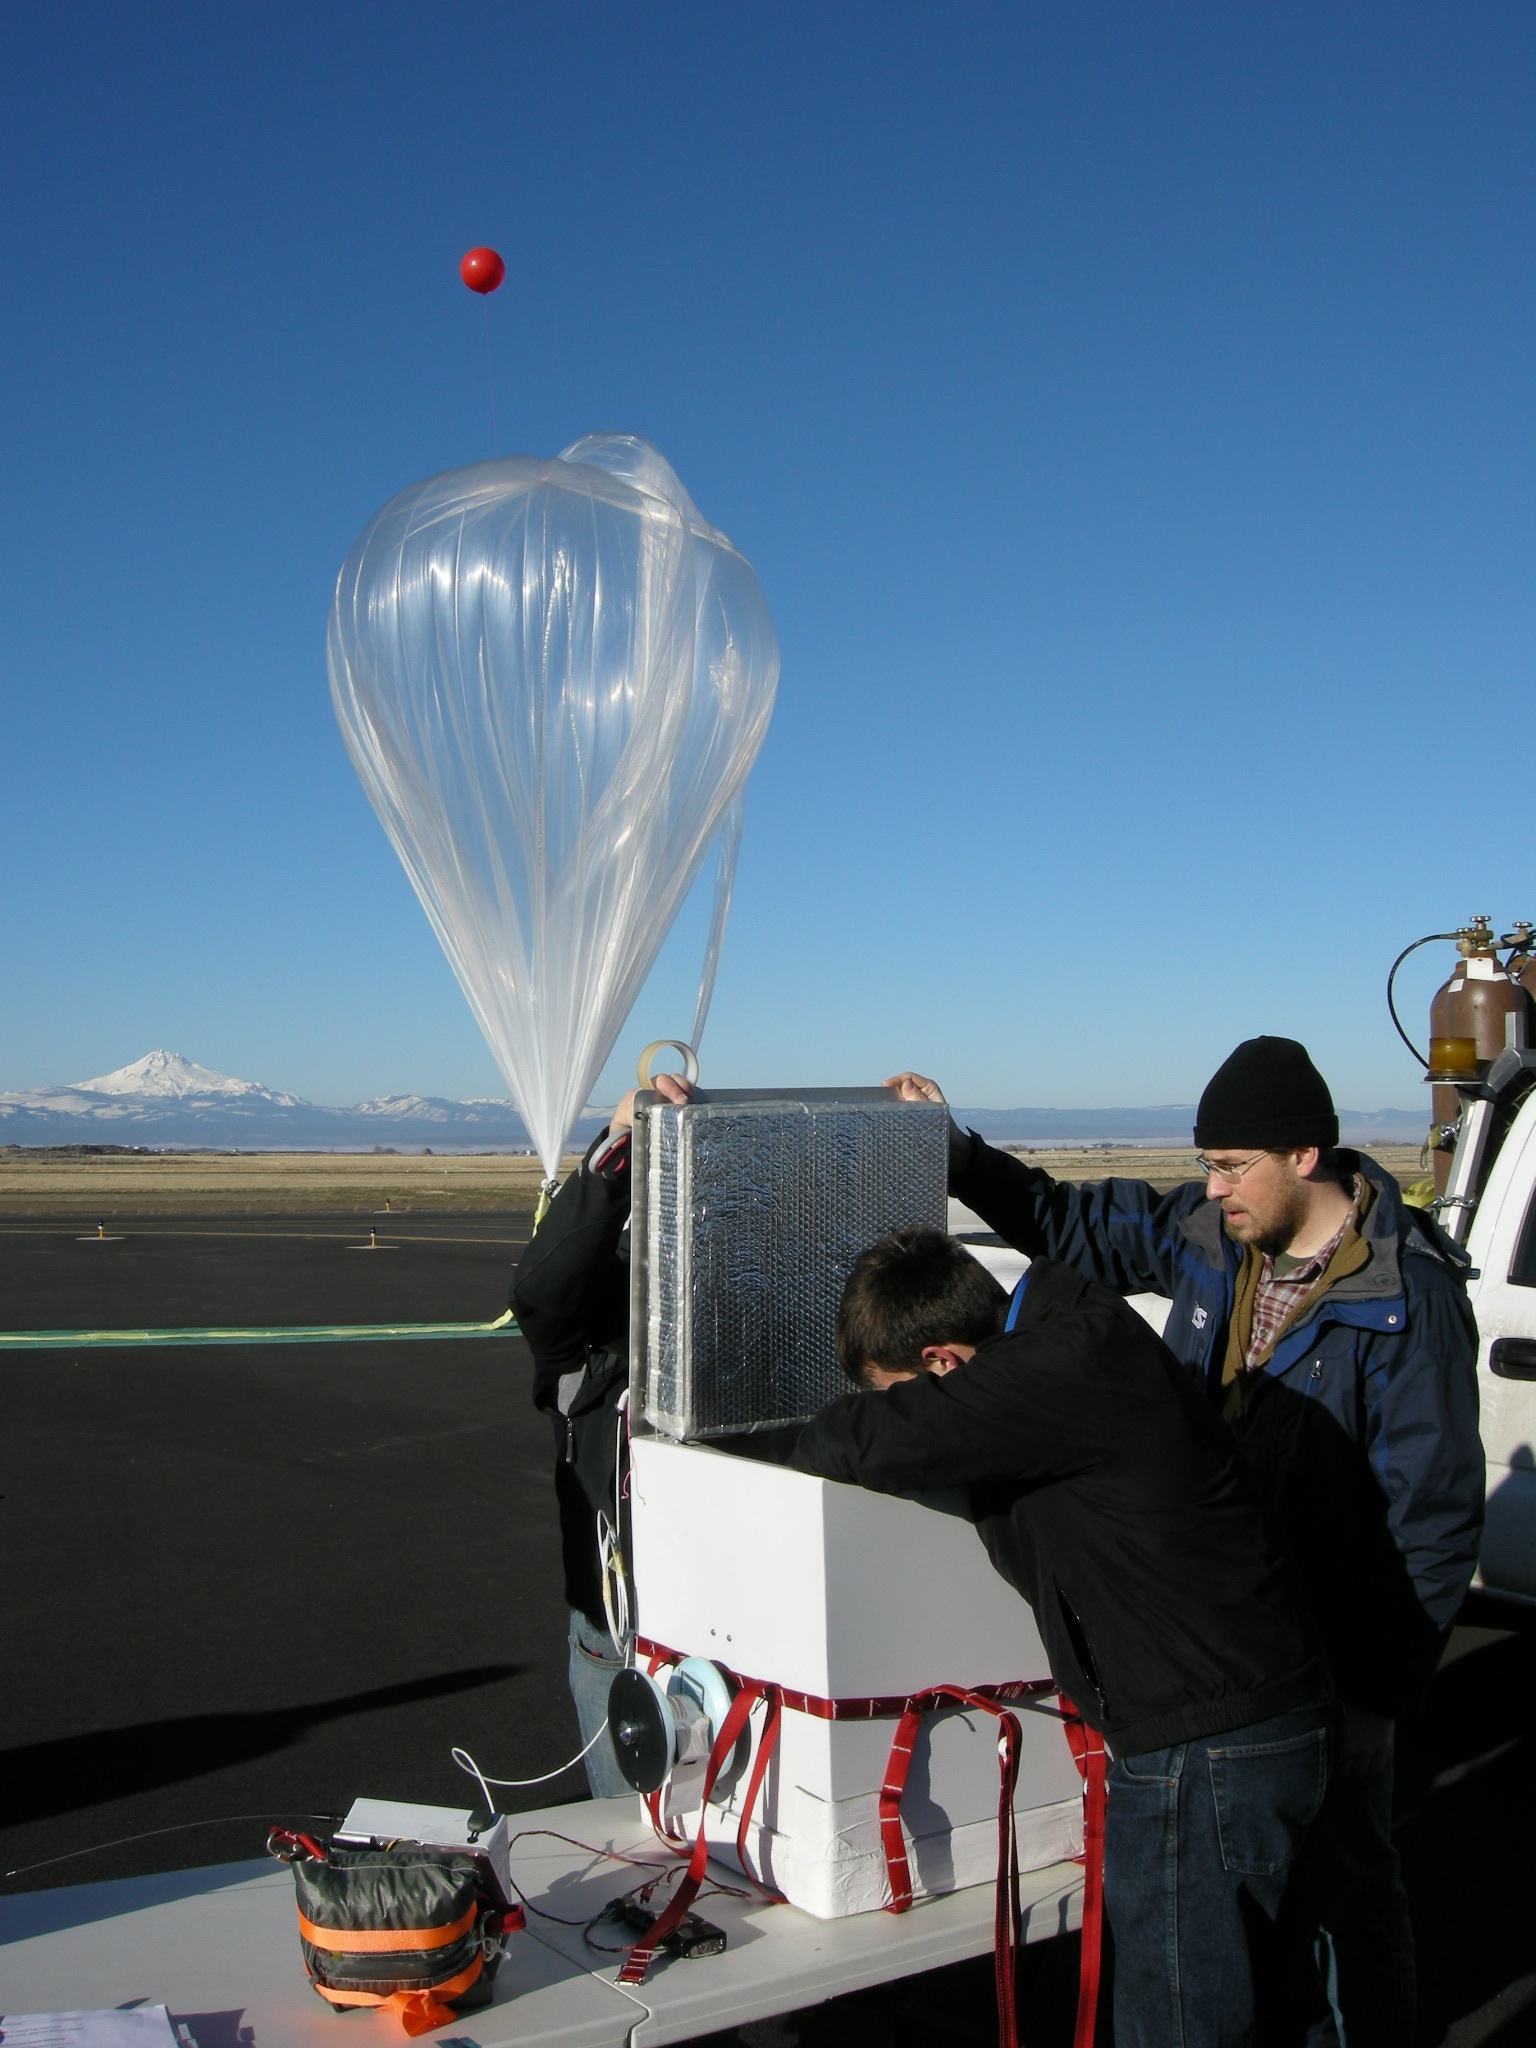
[1102,1704,1330,2048]
[1274,1749,1415,2047]
[568,1607,633,1799]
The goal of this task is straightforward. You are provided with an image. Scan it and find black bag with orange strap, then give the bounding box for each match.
[268,1828,525,2036]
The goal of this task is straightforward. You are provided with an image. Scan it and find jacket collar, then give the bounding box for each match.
[1179,1196,1227,1265]
[1176,1150,1433,1305]
[1003,1255,1093,1331]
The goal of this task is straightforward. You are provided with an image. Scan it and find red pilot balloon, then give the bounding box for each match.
[460,247,506,295]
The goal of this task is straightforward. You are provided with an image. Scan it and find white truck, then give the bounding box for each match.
[1454,1071,1536,1605]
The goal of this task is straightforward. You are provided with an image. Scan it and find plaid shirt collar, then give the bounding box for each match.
[1244,1179,1363,1370]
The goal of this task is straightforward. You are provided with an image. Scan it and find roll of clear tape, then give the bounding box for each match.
[636,1040,700,1089]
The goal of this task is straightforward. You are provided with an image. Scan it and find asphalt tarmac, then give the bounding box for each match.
[0,1214,1531,2045]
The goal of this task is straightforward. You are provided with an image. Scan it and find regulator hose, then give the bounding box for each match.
[1386,933,1458,1069]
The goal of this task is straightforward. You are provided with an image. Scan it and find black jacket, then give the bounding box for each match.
[791,1258,1331,1756]
[510,1132,631,1627]
[951,1135,1482,1717]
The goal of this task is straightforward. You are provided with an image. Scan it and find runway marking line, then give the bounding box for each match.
[0,1226,529,1248]
[0,1310,521,1351]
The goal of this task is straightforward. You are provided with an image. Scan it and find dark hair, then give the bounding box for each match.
[1317,1145,1354,1188]
[1259,1143,1352,1187]
[835,1225,1010,1385]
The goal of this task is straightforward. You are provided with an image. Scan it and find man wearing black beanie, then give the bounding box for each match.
[884,1042,1482,2048]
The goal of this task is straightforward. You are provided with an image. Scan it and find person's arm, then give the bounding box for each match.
[791,1337,1087,1495]
[511,1072,691,1411]
[510,1128,633,1411]
[885,1069,1196,1295]
[1336,1271,1484,1725]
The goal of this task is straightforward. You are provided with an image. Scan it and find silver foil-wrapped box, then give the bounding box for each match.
[630,1089,950,1440]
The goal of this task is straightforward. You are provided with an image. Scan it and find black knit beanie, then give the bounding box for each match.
[1193,1036,1339,1151]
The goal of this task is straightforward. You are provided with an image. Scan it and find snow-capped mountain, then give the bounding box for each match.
[71,1049,303,1103]
[0,1052,558,1150]
[0,1050,1426,1150]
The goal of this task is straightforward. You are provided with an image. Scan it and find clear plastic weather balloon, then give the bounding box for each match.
[327,435,779,1179]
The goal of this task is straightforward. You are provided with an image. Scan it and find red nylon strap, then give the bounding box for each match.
[641,1648,690,1851]
[629,1637,1094,2048]
[632,1638,1055,1722]
[1059,1696,1108,2048]
[877,1704,925,1913]
[268,1827,327,1863]
[878,1685,1024,2048]
[633,1653,786,1904]
[618,1679,767,1985]
[643,1782,688,1850]
[993,1718,1023,2048]
[734,1682,785,1900]
[633,1639,1053,1895]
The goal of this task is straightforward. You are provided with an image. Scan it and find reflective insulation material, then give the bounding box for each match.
[631,1090,949,1439]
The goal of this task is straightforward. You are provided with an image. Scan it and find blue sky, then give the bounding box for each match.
[1,4,1531,1114]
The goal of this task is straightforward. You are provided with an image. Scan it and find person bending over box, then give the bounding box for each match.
[791,1226,1333,2048]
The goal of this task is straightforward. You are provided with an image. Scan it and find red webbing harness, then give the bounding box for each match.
[1060,1702,1108,2048]
[624,1637,1106,2048]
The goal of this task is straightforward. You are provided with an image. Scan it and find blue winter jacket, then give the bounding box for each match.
[952,1139,1484,1718]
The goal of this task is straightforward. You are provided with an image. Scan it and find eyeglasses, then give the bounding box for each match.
[1195,1150,1272,1185]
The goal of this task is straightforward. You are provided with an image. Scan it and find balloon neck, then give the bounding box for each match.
[532,1176,560,1231]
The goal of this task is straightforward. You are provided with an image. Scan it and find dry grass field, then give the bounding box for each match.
[0,1141,1432,1214]
[998,1142,1429,1198]
[0,1148,582,1216]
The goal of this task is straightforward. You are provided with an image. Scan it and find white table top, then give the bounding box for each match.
[0,1797,1084,2048]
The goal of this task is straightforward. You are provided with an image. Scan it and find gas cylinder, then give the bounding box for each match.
[1427,916,1536,1192]
[1504,921,1536,1002]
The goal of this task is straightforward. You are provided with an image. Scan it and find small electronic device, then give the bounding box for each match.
[333,1798,511,1894]
[594,1897,727,1960]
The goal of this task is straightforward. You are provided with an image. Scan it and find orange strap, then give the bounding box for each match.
[313,1954,483,2037]
[298,1901,477,1953]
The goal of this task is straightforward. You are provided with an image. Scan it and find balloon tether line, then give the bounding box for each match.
[481,298,499,455]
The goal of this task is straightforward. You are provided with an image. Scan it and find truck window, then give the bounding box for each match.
[1512,1187,1536,1288]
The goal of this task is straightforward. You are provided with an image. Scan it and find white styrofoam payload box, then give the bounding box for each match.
[629,1436,1083,1920]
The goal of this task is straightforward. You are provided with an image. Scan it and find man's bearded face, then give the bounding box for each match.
[1205,1151,1311,1256]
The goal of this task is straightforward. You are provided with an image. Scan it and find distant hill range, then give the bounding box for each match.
[0,1050,575,1152]
[956,1104,1426,1146]
[0,1050,1429,1152]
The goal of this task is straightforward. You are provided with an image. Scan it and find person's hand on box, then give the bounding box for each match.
[883,1070,975,1175]
[883,1071,947,1105]
[610,1071,692,1138]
